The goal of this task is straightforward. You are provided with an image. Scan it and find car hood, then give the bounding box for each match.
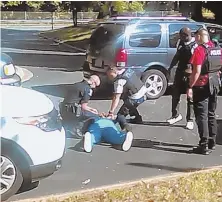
[1,85,54,118]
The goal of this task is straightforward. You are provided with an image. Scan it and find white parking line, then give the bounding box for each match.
[1,47,86,56]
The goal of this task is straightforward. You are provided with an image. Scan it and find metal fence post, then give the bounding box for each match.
[51,12,54,30]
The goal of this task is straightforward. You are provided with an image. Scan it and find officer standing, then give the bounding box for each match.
[106,67,148,130]
[167,27,198,130]
[188,28,222,155]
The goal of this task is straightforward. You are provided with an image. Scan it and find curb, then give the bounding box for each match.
[38,33,86,53]
[13,165,222,202]
[15,66,33,83]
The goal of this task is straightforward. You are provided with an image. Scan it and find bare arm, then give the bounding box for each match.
[189,65,202,87]
[81,103,98,114]
[109,93,121,113]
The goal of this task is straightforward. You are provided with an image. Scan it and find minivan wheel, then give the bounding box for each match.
[0,155,23,201]
[142,69,167,99]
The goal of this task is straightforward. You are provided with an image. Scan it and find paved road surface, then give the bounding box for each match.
[1,26,222,202]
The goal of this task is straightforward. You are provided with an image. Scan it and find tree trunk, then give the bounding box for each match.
[191,1,203,22]
[72,8,77,27]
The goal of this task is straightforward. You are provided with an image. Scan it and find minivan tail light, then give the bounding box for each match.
[115,48,127,67]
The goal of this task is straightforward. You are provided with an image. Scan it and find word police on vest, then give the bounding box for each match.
[210,49,222,56]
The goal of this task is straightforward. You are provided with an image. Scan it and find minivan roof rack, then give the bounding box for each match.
[111,11,183,17]
[110,16,189,21]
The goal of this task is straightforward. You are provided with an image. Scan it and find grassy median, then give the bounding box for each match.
[18,168,222,202]
[41,24,96,42]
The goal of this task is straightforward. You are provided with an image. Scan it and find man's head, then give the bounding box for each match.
[87,75,101,88]
[179,27,192,43]
[195,28,209,44]
[107,68,118,81]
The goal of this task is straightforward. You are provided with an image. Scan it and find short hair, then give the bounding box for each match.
[195,27,209,36]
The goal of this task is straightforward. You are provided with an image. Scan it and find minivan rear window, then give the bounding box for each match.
[89,23,125,50]
[169,24,203,48]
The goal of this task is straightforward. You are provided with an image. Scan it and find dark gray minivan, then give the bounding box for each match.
[83,19,206,99]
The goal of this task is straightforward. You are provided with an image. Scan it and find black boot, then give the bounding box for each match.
[193,141,211,155]
[208,138,216,150]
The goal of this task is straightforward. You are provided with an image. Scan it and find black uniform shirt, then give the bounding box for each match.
[176,37,198,71]
[64,80,93,104]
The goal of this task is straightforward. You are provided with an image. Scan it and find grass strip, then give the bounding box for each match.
[40,25,96,42]
[15,167,222,202]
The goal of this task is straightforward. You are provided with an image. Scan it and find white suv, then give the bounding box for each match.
[0,85,66,201]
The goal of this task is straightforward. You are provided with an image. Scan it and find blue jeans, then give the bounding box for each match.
[87,118,127,147]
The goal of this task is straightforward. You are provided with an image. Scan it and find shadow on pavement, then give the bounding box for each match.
[125,162,201,173]
[16,181,39,196]
[68,139,85,153]
[132,139,194,154]
[136,121,186,129]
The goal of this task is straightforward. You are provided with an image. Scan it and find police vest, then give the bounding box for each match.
[118,69,144,96]
[177,40,197,70]
[200,43,222,75]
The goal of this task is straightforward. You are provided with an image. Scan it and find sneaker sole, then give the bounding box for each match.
[122,132,133,152]
[167,115,183,125]
[186,126,194,130]
[84,132,92,153]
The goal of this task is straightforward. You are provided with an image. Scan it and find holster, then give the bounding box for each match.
[59,102,82,117]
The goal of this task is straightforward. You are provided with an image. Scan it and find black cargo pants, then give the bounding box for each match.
[171,71,194,121]
[193,85,218,145]
[117,96,146,129]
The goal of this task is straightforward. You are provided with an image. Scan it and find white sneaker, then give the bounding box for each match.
[186,121,194,130]
[84,132,93,153]
[166,114,183,125]
[122,131,134,152]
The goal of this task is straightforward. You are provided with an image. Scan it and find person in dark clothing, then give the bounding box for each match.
[167,27,198,130]
[106,67,148,130]
[59,75,101,135]
[188,28,222,155]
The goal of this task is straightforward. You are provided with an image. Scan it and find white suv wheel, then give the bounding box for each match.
[0,156,16,195]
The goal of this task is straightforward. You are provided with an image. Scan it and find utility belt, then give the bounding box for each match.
[59,102,82,117]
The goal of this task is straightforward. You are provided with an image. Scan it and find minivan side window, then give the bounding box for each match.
[169,24,203,48]
[129,24,161,48]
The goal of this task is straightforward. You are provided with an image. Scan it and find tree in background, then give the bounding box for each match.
[203,1,222,25]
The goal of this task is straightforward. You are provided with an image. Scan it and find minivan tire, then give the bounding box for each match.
[1,153,23,201]
[142,69,167,100]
